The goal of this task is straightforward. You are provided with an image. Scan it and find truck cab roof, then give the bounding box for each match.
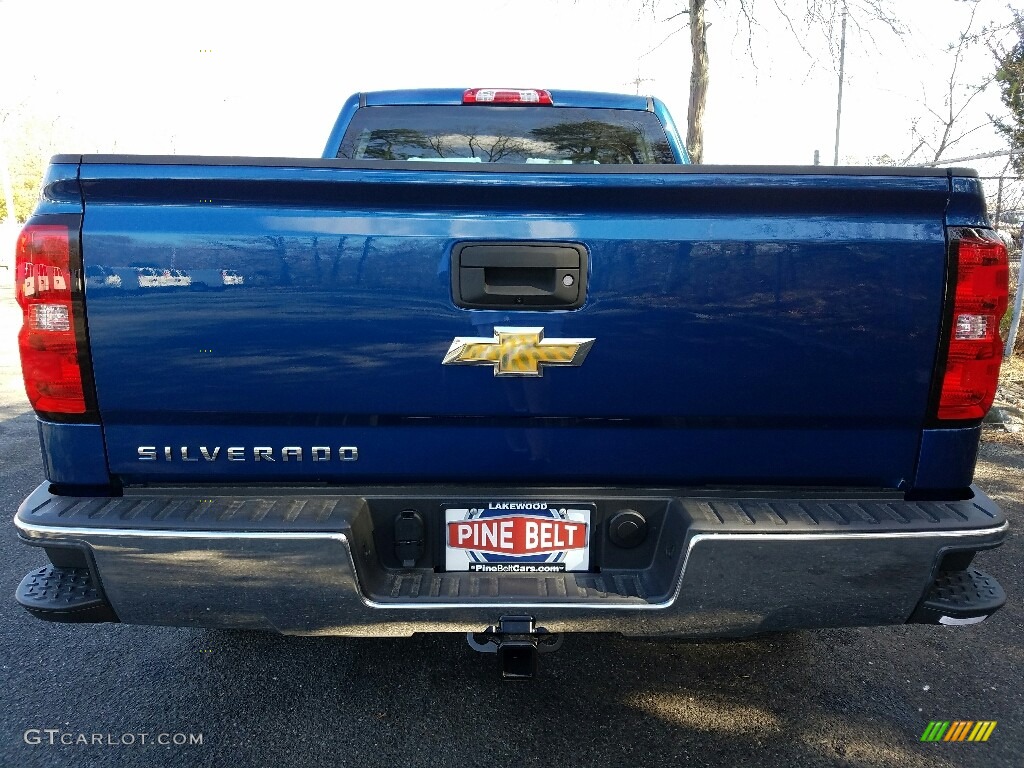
[322,88,688,162]
[360,88,651,109]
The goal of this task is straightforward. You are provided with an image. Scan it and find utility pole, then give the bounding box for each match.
[626,73,653,95]
[833,3,848,166]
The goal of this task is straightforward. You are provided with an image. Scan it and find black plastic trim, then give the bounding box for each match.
[16,564,119,624]
[75,154,977,177]
[16,482,1006,534]
[909,567,1006,624]
[15,538,120,624]
[451,240,589,310]
[19,536,109,582]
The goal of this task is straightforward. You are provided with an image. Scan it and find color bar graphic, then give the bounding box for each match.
[921,721,996,742]
[921,721,950,742]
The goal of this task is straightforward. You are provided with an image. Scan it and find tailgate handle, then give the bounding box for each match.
[452,242,588,310]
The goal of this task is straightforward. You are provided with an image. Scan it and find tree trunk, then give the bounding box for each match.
[0,141,16,224]
[686,0,708,163]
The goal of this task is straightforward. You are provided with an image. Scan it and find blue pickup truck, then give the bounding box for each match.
[12,88,1010,677]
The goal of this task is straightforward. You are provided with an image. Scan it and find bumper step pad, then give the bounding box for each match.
[16,565,118,623]
[911,568,1006,625]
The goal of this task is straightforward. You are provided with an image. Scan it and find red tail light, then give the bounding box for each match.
[936,233,1010,420]
[463,88,553,105]
[15,223,90,415]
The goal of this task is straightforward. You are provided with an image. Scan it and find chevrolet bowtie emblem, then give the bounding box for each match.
[442,327,595,377]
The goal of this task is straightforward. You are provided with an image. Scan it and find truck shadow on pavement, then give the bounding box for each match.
[175,624,994,768]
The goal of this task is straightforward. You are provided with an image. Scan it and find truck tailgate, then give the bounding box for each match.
[78,161,951,486]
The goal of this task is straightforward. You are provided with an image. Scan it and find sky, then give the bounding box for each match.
[0,0,1018,170]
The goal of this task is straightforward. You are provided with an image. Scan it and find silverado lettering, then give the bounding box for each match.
[137,446,359,461]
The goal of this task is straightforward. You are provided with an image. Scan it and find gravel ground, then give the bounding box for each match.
[0,292,1022,768]
[991,353,1024,433]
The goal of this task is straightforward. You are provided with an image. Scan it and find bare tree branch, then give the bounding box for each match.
[769,0,815,61]
[639,23,690,59]
[634,0,908,163]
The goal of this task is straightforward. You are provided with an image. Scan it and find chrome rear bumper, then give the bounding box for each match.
[14,483,1008,637]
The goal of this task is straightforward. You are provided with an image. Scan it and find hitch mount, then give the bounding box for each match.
[467,615,563,679]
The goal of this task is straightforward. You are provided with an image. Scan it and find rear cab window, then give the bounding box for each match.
[337,106,677,164]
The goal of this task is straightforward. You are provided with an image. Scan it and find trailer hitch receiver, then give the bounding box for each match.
[467,615,563,679]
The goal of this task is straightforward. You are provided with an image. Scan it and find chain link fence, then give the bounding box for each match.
[977,175,1024,357]
[1006,251,1023,356]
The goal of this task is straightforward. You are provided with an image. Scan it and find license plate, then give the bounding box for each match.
[444,502,593,573]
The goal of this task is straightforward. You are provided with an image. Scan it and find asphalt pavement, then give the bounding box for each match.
[1,291,1022,768]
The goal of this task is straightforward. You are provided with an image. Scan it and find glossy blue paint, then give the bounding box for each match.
[650,97,688,163]
[34,160,83,216]
[320,93,362,160]
[914,427,982,490]
[37,421,110,485]
[946,174,990,227]
[321,88,687,162]
[68,160,971,487]
[109,424,914,487]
